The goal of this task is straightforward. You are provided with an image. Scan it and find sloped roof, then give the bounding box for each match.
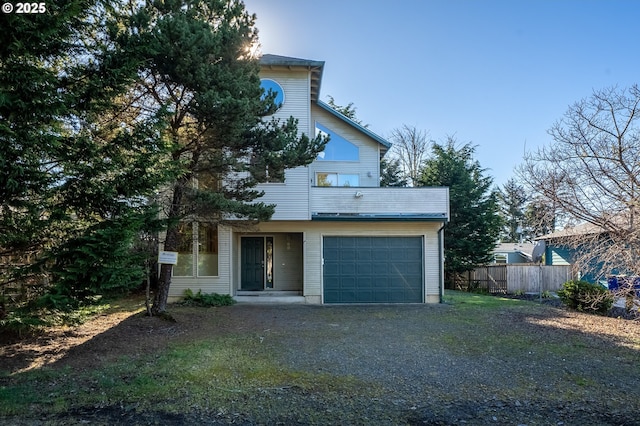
[259,54,324,101]
[493,242,534,260]
[316,100,391,157]
[260,53,392,156]
[535,222,604,241]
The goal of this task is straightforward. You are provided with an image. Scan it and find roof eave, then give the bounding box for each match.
[260,54,325,102]
[316,100,391,155]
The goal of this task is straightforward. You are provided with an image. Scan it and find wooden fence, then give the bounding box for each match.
[459,264,574,294]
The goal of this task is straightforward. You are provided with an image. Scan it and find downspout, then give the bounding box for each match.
[438,221,445,303]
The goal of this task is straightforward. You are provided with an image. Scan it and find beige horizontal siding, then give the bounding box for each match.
[255,221,444,303]
[310,186,449,217]
[169,225,233,298]
[310,104,380,187]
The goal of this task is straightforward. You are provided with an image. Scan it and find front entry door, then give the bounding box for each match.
[241,237,264,290]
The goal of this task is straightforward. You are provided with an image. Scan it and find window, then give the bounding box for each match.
[494,254,507,264]
[315,122,359,161]
[260,78,285,111]
[174,223,194,276]
[251,154,285,183]
[265,237,274,289]
[198,223,218,276]
[197,172,221,191]
[317,173,359,187]
[173,222,219,277]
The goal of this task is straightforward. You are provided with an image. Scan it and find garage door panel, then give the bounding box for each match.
[340,263,357,276]
[323,236,423,304]
[372,249,388,261]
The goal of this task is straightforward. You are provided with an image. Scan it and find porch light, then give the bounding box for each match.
[354,191,364,198]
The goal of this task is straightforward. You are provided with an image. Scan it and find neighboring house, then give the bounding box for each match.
[492,242,534,264]
[167,54,450,304]
[535,223,604,283]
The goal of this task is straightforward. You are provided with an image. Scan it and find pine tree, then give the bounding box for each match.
[120,0,327,314]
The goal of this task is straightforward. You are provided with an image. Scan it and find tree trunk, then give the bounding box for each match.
[152,263,174,315]
[151,182,184,316]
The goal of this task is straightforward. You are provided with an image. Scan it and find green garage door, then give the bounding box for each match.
[323,236,423,303]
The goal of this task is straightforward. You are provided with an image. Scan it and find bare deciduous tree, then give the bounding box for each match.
[519,85,640,310]
[389,125,431,187]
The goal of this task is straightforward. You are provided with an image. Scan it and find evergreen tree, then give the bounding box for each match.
[120,0,327,314]
[0,1,176,305]
[380,158,408,187]
[497,178,527,242]
[418,138,502,281]
[326,95,367,127]
[523,196,557,239]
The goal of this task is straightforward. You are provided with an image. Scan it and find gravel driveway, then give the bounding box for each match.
[234,303,640,425]
[2,295,639,425]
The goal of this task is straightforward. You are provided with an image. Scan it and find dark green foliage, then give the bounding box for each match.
[134,0,328,314]
[419,138,502,277]
[0,1,178,316]
[325,95,367,127]
[380,158,408,187]
[498,178,527,242]
[558,280,613,315]
[182,289,236,307]
[45,209,163,302]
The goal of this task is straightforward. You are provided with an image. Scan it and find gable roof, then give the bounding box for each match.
[259,54,324,101]
[535,222,603,241]
[493,242,534,261]
[316,100,391,157]
[260,53,392,157]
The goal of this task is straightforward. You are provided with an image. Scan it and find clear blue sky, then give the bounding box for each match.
[242,0,640,188]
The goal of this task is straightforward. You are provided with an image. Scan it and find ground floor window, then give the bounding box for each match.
[173,222,218,277]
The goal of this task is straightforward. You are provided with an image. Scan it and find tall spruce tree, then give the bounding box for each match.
[120,0,327,315]
[418,138,502,281]
[380,158,408,187]
[1,1,176,305]
[497,178,527,242]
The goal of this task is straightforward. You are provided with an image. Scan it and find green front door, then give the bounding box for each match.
[241,237,264,290]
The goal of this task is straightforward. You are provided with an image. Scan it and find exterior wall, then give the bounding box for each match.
[256,68,313,220]
[233,232,303,292]
[169,225,234,300]
[545,245,573,266]
[256,167,311,220]
[254,221,444,303]
[260,69,312,134]
[309,104,381,187]
[310,186,449,216]
[272,233,304,291]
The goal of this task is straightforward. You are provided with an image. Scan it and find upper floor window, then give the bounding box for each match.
[315,122,359,161]
[260,78,285,111]
[251,154,285,183]
[317,172,359,187]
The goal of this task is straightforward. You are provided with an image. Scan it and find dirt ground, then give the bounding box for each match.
[2,296,640,425]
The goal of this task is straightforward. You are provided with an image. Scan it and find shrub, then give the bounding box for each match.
[558,280,613,315]
[182,289,236,307]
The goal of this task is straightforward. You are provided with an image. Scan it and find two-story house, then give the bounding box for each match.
[168,54,450,304]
